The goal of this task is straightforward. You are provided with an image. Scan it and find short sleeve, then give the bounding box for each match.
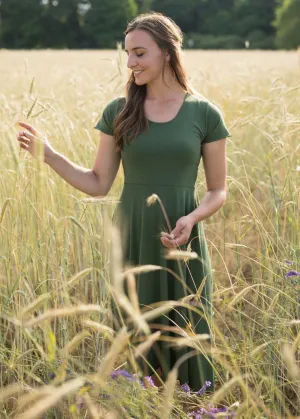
[203,101,231,143]
[94,97,125,136]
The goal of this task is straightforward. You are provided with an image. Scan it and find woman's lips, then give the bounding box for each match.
[134,71,144,77]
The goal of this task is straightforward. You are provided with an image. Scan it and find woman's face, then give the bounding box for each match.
[125,29,169,86]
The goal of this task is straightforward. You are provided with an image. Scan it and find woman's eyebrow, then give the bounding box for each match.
[125,47,147,52]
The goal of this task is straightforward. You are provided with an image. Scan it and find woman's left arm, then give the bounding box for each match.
[161,138,227,248]
[187,138,227,226]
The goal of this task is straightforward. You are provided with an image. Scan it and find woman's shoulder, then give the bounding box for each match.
[104,96,126,113]
[187,90,225,116]
[187,89,231,141]
[94,96,126,134]
[188,89,213,107]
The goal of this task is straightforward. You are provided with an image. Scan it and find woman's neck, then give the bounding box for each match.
[146,69,186,101]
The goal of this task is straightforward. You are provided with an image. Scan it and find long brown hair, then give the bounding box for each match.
[114,12,193,151]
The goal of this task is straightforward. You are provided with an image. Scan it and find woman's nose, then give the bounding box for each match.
[127,55,137,69]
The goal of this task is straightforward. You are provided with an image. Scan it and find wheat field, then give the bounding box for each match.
[0,49,299,418]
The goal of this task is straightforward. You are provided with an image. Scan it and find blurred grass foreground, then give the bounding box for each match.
[0,48,299,418]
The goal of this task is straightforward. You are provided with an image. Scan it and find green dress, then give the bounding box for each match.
[94,92,231,392]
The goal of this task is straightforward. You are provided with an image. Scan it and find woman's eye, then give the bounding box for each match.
[136,53,144,57]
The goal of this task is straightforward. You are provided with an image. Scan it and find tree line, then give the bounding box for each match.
[0,0,299,50]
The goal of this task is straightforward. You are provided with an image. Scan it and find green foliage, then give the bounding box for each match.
[274,0,300,49]
[40,0,84,48]
[136,0,153,13]
[149,0,276,48]
[247,30,275,49]
[233,0,276,37]
[83,0,137,48]
[0,0,295,49]
[184,33,245,50]
[0,0,44,48]
[151,0,201,33]
[0,0,138,49]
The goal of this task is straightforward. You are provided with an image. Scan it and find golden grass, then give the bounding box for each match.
[0,48,299,417]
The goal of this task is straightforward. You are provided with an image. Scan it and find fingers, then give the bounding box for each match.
[161,232,174,239]
[18,122,37,136]
[17,131,31,145]
[16,127,36,155]
[161,231,179,247]
[170,228,180,238]
[17,131,33,140]
[161,239,176,248]
[160,233,182,248]
[19,142,29,150]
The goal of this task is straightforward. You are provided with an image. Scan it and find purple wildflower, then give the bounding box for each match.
[286,270,300,277]
[195,380,212,395]
[110,369,148,389]
[188,407,205,418]
[144,375,155,387]
[209,406,229,414]
[76,396,85,410]
[284,260,293,265]
[110,369,134,380]
[188,405,232,419]
[181,383,191,394]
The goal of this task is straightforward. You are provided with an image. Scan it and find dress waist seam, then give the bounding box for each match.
[124,182,195,189]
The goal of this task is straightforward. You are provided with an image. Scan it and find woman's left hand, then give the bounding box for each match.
[160,215,194,248]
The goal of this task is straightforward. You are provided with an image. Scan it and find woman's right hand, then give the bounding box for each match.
[17,122,54,160]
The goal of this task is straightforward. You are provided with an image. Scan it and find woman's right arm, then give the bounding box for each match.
[17,122,121,197]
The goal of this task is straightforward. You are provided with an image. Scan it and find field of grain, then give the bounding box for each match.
[0,49,299,418]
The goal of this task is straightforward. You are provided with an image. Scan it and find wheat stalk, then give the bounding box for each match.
[23,305,105,328]
[134,331,162,359]
[15,378,84,419]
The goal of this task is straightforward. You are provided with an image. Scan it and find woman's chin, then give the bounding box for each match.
[134,79,147,86]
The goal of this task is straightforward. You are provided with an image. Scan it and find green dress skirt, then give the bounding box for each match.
[94,91,231,392]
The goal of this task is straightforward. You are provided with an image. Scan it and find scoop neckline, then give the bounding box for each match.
[147,91,189,125]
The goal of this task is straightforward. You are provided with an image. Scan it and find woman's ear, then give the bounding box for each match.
[165,51,170,62]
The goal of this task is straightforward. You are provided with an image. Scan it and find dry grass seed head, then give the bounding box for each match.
[134,331,162,359]
[15,378,85,419]
[160,368,178,419]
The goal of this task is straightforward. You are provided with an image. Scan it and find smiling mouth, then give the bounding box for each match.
[133,71,144,76]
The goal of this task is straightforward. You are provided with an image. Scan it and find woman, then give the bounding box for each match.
[17,12,231,392]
